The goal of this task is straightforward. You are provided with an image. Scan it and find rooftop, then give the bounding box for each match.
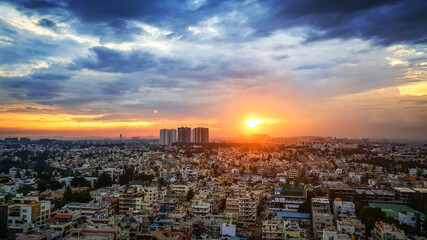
[369,203,426,220]
[281,185,305,196]
[312,198,329,204]
[393,187,416,193]
[273,212,311,219]
[413,188,427,194]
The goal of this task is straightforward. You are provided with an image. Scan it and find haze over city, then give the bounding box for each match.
[0,0,426,139]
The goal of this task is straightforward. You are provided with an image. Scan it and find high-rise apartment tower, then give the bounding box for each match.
[178,127,191,143]
[160,129,177,146]
[192,127,209,143]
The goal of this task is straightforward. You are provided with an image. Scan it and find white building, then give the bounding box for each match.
[9,168,22,178]
[262,217,285,240]
[192,200,211,217]
[238,196,257,224]
[3,182,19,196]
[220,223,236,238]
[141,186,158,203]
[58,177,74,187]
[171,184,192,195]
[322,229,351,240]
[160,129,177,146]
[8,197,51,228]
[312,198,333,239]
[372,222,406,240]
[58,176,97,188]
[337,218,365,238]
[398,212,423,231]
[333,200,356,219]
[312,198,331,214]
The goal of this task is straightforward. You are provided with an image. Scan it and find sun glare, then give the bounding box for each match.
[246,119,264,128]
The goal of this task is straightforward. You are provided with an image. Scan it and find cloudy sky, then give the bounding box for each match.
[0,0,426,139]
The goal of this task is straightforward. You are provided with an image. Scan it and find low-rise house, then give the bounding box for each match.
[371,222,406,240]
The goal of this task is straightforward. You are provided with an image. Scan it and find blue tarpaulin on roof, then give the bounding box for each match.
[273,212,311,219]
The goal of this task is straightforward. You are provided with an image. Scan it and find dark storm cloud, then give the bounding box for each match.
[1,77,61,100]
[0,41,49,64]
[64,0,227,32]
[0,19,82,65]
[0,72,71,100]
[96,19,144,43]
[37,18,56,28]
[31,73,70,80]
[69,19,146,44]
[70,47,156,73]
[65,0,171,22]
[14,0,61,9]
[10,0,216,22]
[101,78,140,95]
[279,0,394,15]
[269,0,427,45]
[9,0,219,37]
[0,37,77,64]
[10,0,426,45]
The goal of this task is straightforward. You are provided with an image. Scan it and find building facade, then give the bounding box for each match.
[160,129,177,146]
[192,127,209,143]
[178,127,191,143]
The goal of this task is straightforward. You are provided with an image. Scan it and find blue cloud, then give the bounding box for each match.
[14,0,61,10]
[37,18,56,28]
[93,19,144,43]
[10,0,427,45]
[0,38,56,64]
[268,0,427,45]
[0,19,85,65]
[31,73,70,80]
[70,47,156,73]
[0,19,17,38]
[0,75,66,100]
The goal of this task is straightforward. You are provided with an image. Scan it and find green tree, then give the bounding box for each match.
[257,203,266,217]
[186,188,195,201]
[71,176,90,188]
[298,191,315,213]
[38,180,48,193]
[48,179,62,190]
[408,192,427,214]
[62,186,92,204]
[220,198,226,212]
[63,186,73,202]
[37,179,62,192]
[96,173,113,188]
[119,166,135,185]
[357,207,385,236]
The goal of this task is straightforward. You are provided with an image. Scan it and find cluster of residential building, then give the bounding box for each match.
[0,136,425,239]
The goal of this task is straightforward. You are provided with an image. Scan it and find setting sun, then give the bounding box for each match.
[246,119,264,128]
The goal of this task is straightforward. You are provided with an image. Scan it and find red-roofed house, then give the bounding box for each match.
[46,212,80,237]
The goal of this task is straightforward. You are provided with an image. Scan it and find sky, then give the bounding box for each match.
[0,0,426,139]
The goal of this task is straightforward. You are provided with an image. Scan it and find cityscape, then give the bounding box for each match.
[0,0,426,240]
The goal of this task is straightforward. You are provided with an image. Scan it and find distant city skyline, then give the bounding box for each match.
[0,0,426,139]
